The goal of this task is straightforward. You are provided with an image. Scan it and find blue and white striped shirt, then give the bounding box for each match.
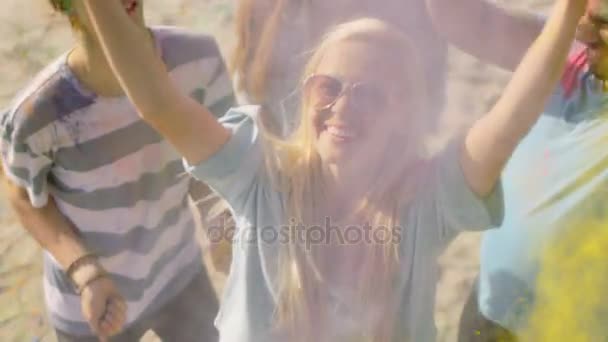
[0,26,234,336]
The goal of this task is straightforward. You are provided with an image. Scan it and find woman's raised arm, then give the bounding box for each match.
[461,0,585,195]
[80,0,230,165]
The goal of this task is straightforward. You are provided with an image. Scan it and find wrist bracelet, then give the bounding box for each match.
[65,253,98,282]
[76,269,108,295]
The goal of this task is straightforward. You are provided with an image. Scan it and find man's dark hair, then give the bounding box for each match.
[48,0,71,14]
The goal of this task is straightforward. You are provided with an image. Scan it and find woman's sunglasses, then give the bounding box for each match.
[303,74,389,113]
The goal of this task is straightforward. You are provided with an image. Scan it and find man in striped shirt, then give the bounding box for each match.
[0,1,234,341]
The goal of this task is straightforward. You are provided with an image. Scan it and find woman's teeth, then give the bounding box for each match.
[327,126,356,139]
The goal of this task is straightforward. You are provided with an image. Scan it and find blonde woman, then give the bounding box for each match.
[79,0,583,340]
[219,0,548,274]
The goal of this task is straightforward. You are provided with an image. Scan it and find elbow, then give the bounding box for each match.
[472,174,501,198]
[461,157,503,197]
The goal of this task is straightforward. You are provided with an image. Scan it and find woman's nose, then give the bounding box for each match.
[329,91,355,117]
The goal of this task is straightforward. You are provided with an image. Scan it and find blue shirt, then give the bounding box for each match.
[185,106,503,341]
[479,48,608,331]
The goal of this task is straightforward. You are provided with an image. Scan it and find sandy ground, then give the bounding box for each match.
[0,0,552,341]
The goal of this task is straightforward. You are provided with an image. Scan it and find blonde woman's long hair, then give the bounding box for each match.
[257,18,431,341]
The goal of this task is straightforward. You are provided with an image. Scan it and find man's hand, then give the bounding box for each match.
[81,277,127,339]
[189,180,234,274]
[209,236,233,274]
[206,211,234,275]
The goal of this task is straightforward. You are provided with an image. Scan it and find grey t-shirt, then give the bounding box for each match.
[184,106,503,341]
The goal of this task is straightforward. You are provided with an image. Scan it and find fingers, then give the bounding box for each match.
[113,297,128,313]
[86,305,105,337]
[81,278,128,339]
[98,297,127,337]
[106,300,127,328]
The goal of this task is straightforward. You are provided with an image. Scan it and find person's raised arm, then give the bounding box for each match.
[461,0,585,195]
[426,0,545,70]
[78,0,230,165]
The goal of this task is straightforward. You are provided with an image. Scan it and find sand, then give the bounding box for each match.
[0,0,551,341]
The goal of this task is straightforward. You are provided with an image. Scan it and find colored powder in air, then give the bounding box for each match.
[518,219,608,341]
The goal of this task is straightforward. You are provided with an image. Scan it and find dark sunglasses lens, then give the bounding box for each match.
[307,75,343,109]
[351,83,387,111]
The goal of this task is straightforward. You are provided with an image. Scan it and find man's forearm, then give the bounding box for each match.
[7,182,90,270]
[426,0,544,70]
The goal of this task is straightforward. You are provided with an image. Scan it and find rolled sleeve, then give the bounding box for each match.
[1,111,53,208]
[183,106,264,207]
[434,137,504,236]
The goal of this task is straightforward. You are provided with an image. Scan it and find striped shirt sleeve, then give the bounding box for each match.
[155,27,235,118]
[0,106,54,208]
[195,37,236,118]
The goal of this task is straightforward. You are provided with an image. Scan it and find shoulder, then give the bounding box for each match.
[3,57,92,142]
[220,105,262,126]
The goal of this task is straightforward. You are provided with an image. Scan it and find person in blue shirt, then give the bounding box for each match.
[428,0,608,340]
